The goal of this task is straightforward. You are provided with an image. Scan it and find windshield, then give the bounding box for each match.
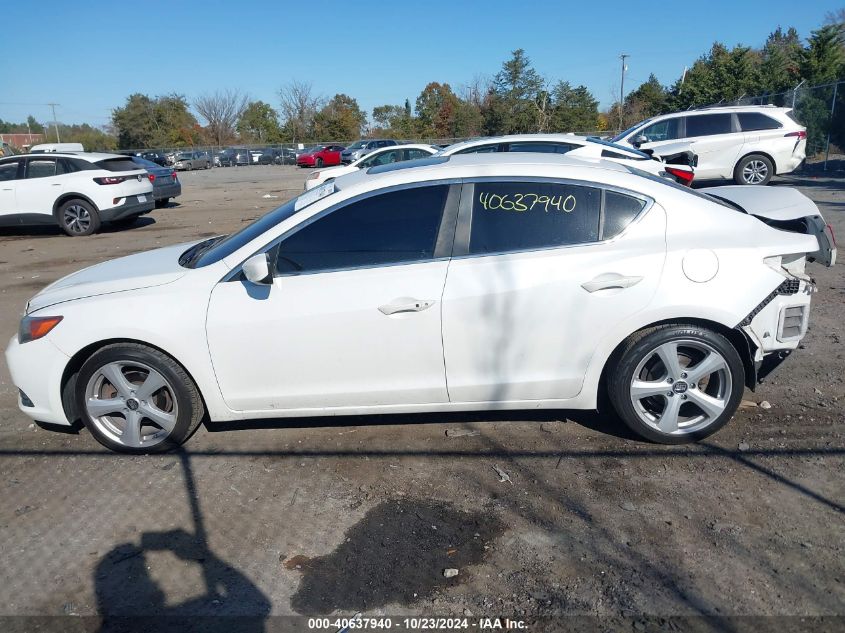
[184,183,339,268]
[611,120,652,143]
[177,153,192,160]
[345,140,365,150]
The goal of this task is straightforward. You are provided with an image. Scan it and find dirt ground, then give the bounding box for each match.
[0,165,843,632]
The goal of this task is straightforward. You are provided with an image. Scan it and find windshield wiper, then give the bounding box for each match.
[179,236,226,267]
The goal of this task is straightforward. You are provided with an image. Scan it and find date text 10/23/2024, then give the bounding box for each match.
[307,616,529,630]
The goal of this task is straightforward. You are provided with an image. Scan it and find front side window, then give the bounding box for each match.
[0,160,20,181]
[640,119,680,142]
[468,182,601,255]
[406,148,432,160]
[275,185,448,274]
[360,149,402,168]
[507,142,575,154]
[683,113,732,137]
[26,159,57,178]
[738,112,782,131]
[455,144,500,155]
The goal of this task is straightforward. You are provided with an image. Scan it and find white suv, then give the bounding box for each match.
[612,106,806,185]
[0,153,154,236]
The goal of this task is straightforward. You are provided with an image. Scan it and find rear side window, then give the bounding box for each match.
[469,182,601,255]
[96,158,141,171]
[684,113,732,137]
[738,112,782,131]
[26,159,57,178]
[0,160,20,181]
[603,191,647,239]
[57,158,81,174]
[275,185,448,274]
[507,142,575,154]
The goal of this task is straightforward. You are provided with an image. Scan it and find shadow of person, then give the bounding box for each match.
[95,529,271,633]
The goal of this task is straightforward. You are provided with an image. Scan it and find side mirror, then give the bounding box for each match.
[242,253,273,285]
[632,134,649,147]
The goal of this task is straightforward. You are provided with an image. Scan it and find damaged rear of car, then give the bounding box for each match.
[703,185,836,384]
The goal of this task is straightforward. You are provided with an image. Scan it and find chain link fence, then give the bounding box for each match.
[729,80,844,171]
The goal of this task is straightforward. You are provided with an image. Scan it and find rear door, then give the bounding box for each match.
[14,157,64,215]
[681,113,743,179]
[441,179,666,403]
[0,159,21,217]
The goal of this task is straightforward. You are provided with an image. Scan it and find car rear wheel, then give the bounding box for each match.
[316,158,323,168]
[155,198,170,209]
[734,154,773,185]
[57,199,100,236]
[76,343,205,454]
[608,324,744,444]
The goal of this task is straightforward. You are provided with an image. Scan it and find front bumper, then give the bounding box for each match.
[99,196,155,221]
[5,334,71,426]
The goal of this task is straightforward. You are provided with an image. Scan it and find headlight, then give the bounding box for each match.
[19,315,63,344]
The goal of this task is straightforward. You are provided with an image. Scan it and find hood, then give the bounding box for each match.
[27,242,192,313]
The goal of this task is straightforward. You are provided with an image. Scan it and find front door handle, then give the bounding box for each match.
[581,273,643,293]
[378,298,435,315]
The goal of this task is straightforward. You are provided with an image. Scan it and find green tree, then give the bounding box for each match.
[624,74,669,119]
[56,123,116,151]
[759,27,803,97]
[801,23,845,84]
[549,82,599,132]
[372,103,416,137]
[669,43,762,110]
[237,101,283,143]
[112,93,199,149]
[26,115,45,135]
[490,49,544,134]
[415,82,460,137]
[311,94,366,141]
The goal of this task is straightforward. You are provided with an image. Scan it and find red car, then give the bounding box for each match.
[296,145,346,168]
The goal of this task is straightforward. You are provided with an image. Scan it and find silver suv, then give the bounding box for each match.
[341,139,397,164]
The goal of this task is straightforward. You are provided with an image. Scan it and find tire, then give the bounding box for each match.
[57,198,101,236]
[186,162,193,171]
[154,198,170,209]
[734,154,773,185]
[607,324,745,444]
[75,343,205,454]
[315,158,323,168]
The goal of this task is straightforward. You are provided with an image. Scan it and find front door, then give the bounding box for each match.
[206,184,457,412]
[442,180,666,403]
[0,159,21,218]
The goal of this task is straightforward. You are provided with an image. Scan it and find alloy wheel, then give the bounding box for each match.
[742,160,768,184]
[84,361,179,448]
[63,204,91,234]
[629,339,732,435]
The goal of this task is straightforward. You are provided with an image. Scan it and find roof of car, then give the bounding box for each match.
[443,133,590,152]
[0,152,129,162]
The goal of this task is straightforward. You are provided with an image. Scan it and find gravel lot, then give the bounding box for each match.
[0,165,843,631]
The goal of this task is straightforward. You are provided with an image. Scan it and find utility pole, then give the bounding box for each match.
[47,103,61,142]
[619,54,629,132]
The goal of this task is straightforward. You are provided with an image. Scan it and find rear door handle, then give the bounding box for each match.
[581,273,643,293]
[378,298,435,315]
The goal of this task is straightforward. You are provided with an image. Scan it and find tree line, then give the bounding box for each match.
[2,10,841,151]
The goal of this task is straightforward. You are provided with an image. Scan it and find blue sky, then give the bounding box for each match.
[0,0,840,127]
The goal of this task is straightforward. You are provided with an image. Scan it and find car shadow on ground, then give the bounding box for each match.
[0,216,156,238]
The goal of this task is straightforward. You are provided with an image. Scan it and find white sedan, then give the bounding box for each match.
[304,143,436,190]
[5,154,835,453]
[437,134,696,185]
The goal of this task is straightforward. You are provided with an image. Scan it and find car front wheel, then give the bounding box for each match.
[57,199,101,236]
[734,154,773,185]
[608,324,744,444]
[76,343,205,453]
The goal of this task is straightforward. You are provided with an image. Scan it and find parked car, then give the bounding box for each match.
[305,144,436,190]
[611,105,806,185]
[5,153,835,452]
[276,148,297,165]
[215,149,236,167]
[29,143,85,153]
[0,152,153,236]
[341,139,398,164]
[234,148,251,166]
[437,134,696,185]
[251,148,281,165]
[139,151,168,167]
[173,151,210,171]
[128,157,181,208]
[296,145,345,168]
